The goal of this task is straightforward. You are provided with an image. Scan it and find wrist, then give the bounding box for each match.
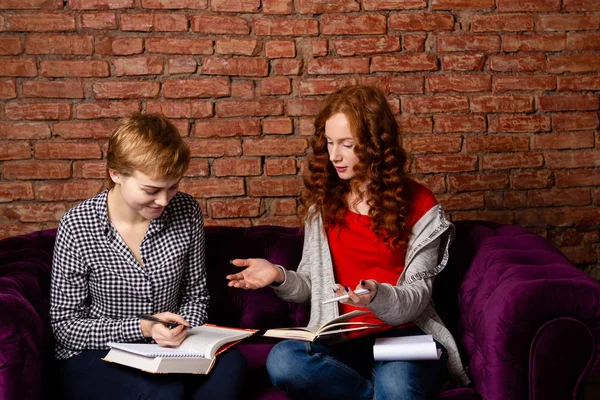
[140,320,152,338]
[272,264,285,285]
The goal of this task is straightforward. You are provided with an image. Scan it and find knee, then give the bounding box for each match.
[213,348,247,378]
[266,341,306,388]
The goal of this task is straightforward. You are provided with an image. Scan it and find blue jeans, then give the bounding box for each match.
[266,327,448,400]
[56,348,246,400]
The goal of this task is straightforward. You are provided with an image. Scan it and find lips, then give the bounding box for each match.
[335,166,347,172]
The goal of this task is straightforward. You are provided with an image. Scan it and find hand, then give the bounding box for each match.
[336,280,377,307]
[140,312,189,347]
[226,258,283,290]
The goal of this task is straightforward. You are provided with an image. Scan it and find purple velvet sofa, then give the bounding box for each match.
[1,221,599,400]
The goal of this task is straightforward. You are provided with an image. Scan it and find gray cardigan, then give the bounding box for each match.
[272,204,471,386]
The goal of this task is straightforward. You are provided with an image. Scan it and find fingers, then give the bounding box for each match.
[230,258,252,267]
[155,312,189,328]
[154,325,188,347]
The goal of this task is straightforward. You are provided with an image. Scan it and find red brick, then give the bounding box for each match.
[141,0,207,9]
[0,122,49,139]
[402,34,427,52]
[389,13,454,31]
[413,175,446,194]
[187,139,241,157]
[311,39,328,56]
[512,170,554,189]
[2,160,70,179]
[490,54,546,72]
[34,142,101,160]
[22,80,84,98]
[0,58,36,77]
[0,182,34,202]
[482,153,544,170]
[438,192,484,211]
[564,0,600,11]
[434,115,486,133]
[498,0,560,11]
[272,59,303,75]
[397,116,432,134]
[147,100,213,119]
[25,34,93,54]
[254,215,303,227]
[568,33,600,51]
[75,101,140,119]
[560,246,597,265]
[112,56,163,76]
[537,94,599,111]
[299,118,315,136]
[40,60,109,77]
[502,33,566,52]
[321,14,386,35]
[485,191,528,210]
[168,57,197,74]
[332,37,400,56]
[211,0,259,12]
[5,12,75,31]
[119,13,153,31]
[546,150,600,169]
[230,81,254,98]
[432,0,494,9]
[68,0,133,9]
[0,141,30,160]
[307,57,370,75]
[535,13,599,31]
[298,77,356,95]
[262,118,293,135]
[36,180,104,201]
[441,53,486,71]
[0,79,16,99]
[264,41,295,58]
[81,12,117,29]
[216,100,283,117]
[180,179,245,198]
[270,198,297,215]
[5,102,71,120]
[555,169,600,188]
[163,78,230,99]
[299,0,359,13]
[216,38,259,56]
[248,177,302,197]
[203,218,252,227]
[363,0,426,10]
[372,54,438,72]
[260,77,291,96]
[466,135,529,152]
[360,76,424,94]
[194,120,260,137]
[493,75,556,91]
[202,57,268,77]
[285,98,323,116]
[489,115,550,133]
[414,155,478,173]
[191,15,249,34]
[0,203,69,222]
[92,81,159,99]
[53,120,115,139]
[0,0,62,9]
[548,54,600,74]
[209,198,261,218]
[437,34,500,52]
[265,158,296,175]
[471,95,534,113]
[154,13,188,31]
[403,135,462,154]
[552,112,599,131]
[558,76,600,91]
[548,228,600,247]
[469,13,533,32]
[263,0,292,14]
[243,138,308,156]
[172,121,190,136]
[183,159,209,178]
[403,95,469,114]
[97,37,143,56]
[254,18,318,36]
[428,74,491,93]
[387,98,401,115]
[452,210,515,224]
[0,37,22,55]
[146,38,213,54]
[213,158,262,177]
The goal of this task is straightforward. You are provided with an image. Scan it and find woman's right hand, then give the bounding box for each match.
[140,312,188,347]
[226,258,284,290]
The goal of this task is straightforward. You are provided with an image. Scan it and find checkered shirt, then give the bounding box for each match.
[50,189,208,360]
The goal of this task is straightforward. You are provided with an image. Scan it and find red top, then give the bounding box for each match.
[327,180,438,337]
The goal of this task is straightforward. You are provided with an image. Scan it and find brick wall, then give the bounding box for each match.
[0,0,599,276]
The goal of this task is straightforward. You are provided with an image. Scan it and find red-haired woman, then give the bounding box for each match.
[227,85,470,399]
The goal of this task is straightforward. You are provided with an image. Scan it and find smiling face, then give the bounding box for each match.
[325,113,360,180]
[109,169,181,221]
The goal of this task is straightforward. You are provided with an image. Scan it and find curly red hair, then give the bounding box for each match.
[301,85,410,248]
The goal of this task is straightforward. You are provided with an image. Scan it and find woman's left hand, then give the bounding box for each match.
[335,280,377,307]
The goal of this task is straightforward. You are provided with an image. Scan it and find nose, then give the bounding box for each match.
[155,191,169,207]
[329,144,342,163]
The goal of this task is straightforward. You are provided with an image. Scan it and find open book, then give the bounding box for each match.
[373,334,441,361]
[263,310,382,342]
[103,324,256,374]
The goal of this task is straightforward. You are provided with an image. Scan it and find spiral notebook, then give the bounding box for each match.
[103,324,256,374]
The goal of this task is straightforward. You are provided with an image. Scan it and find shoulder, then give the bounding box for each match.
[404,179,438,227]
[165,191,202,220]
[60,191,105,228]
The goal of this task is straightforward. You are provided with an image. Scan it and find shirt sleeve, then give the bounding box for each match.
[50,219,144,352]
[177,201,209,327]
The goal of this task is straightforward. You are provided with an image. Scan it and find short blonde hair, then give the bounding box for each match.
[106,114,190,188]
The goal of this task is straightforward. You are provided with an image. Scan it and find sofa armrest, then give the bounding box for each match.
[458,225,600,400]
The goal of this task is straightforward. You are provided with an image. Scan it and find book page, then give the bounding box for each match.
[373,335,441,361]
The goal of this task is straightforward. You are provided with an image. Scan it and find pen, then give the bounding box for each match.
[138,314,190,329]
[322,288,370,304]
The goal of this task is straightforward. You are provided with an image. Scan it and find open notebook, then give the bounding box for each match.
[373,334,441,361]
[104,324,256,374]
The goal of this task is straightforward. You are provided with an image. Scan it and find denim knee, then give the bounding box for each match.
[266,340,307,389]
